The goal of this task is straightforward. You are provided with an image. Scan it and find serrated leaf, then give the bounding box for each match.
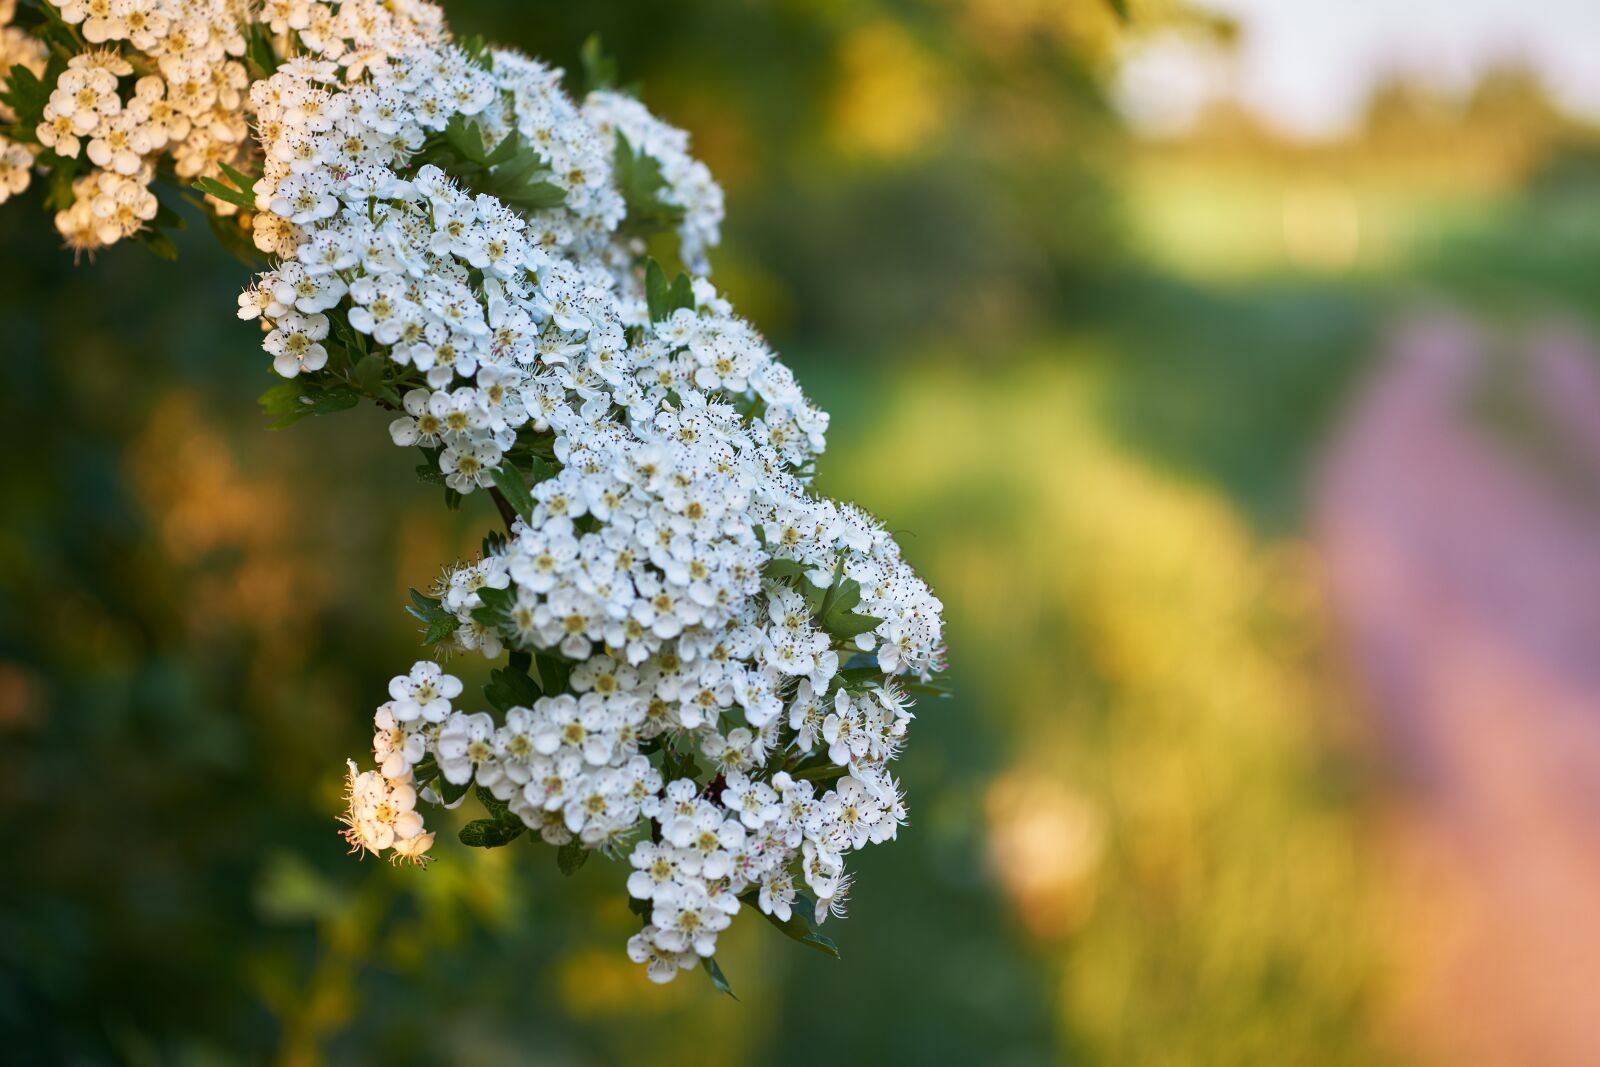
[0,62,52,139]
[459,818,524,848]
[739,891,841,958]
[701,956,737,999]
[489,463,534,522]
[474,785,514,822]
[405,588,460,646]
[644,258,696,323]
[614,133,684,233]
[557,840,589,875]
[352,350,397,404]
[483,663,540,713]
[443,112,491,166]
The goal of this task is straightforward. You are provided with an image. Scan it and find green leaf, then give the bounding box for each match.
[644,258,697,323]
[438,773,472,806]
[459,818,524,848]
[203,207,265,267]
[244,23,279,81]
[645,258,670,323]
[579,33,618,94]
[475,785,514,822]
[136,227,179,261]
[483,663,540,713]
[411,754,439,789]
[833,665,885,688]
[556,840,589,876]
[668,271,695,314]
[257,380,359,429]
[352,351,399,405]
[762,557,810,582]
[216,160,258,195]
[489,463,535,522]
[739,891,841,958]
[824,612,884,640]
[192,175,255,211]
[701,956,738,999]
[614,133,684,233]
[902,679,953,699]
[0,61,52,140]
[41,153,78,213]
[470,583,515,634]
[404,588,460,646]
[534,652,571,697]
[442,112,492,166]
[660,739,700,784]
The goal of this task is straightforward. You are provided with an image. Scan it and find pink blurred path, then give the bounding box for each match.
[1318,314,1600,1066]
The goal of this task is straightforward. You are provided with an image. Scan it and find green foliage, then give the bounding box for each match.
[426,114,568,211]
[459,818,525,848]
[644,258,695,323]
[613,133,683,234]
[740,891,841,958]
[763,555,882,640]
[490,461,535,521]
[244,23,279,81]
[404,588,460,646]
[579,33,619,95]
[0,59,55,141]
[484,663,541,712]
[352,351,401,406]
[531,651,571,696]
[192,162,259,212]
[701,956,737,1000]
[258,378,361,428]
[556,840,588,875]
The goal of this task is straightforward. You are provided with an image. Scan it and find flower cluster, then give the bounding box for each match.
[0,0,48,206]
[1,0,946,988]
[582,89,723,274]
[24,0,250,250]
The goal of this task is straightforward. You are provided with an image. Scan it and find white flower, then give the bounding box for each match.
[627,925,697,984]
[387,661,462,724]
[264,312,330,378]
[340,761,433,863]
[436,710,497,785]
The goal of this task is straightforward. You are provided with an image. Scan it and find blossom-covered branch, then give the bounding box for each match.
[0,0,946,990]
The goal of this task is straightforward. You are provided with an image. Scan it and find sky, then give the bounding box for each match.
[1116,0,1600,139]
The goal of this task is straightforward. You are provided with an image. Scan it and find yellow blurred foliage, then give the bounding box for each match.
[824,356,1389,1063]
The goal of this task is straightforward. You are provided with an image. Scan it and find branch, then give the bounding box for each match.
[487,486,519,533]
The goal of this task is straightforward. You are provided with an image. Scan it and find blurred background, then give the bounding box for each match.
[6,0,1600,1063]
